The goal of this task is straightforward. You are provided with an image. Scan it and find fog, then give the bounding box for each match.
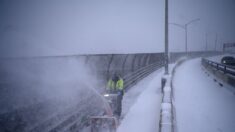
[0,0,163,57]
[169,0,235,52]
[0,0,235,131]
[0,57,106,131]
[1,0,234,57]
[0,57,103,111]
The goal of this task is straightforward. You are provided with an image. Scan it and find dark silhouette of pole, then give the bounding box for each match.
[185,26,188,52]
[206,33,208,51]
[164,0,169,75]
[184,19,201,52]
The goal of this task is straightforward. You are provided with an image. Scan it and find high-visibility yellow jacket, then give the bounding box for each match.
[116,78,124,90]
[107,79,115,90]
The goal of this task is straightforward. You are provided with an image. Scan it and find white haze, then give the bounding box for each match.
[0,0,164,57]
[0,0,235,57]
[0,57,104,114]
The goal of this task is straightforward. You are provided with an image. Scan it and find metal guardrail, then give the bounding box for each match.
[201,57,235,91]
[123,61,164,91]
[202,58,235,76]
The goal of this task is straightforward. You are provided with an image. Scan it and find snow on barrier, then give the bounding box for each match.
[159,75,173,132]
[159,57,189,132]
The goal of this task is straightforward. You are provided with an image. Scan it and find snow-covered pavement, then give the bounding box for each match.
[173,58,235,132]
[117,69,164,132]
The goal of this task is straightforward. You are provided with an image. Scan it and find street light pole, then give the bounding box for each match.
[185,26,188,52]
[215,33,218,51]
[206,33,208,51]
[184,18,200,52]
[169,18,200,53]
[164,0,169,75]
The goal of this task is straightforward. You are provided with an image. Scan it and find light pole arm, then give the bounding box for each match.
[169,18,200,53]
[185,18,200,26]
[169,23,185,29]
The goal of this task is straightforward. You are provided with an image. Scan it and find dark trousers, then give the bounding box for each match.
[115,90,123,117]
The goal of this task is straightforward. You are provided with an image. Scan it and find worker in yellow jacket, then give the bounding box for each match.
[115,75,124,117]
[116,76,124,91]
[107,77,115,92]
[106,74,124,117]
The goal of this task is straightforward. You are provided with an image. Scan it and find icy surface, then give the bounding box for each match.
[173,58,235,132]
[117,69,163,132]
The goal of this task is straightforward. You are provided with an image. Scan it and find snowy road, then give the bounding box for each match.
[117,69,164,132]
[173,58,235,132]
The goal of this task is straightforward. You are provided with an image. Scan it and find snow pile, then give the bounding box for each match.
[173,58,235,132]
[160,103,172,132]
[159,74,173,132]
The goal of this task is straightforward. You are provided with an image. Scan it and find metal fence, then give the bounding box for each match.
[202,58,235,76]
[84,53,164,83]
[201,58,235,88]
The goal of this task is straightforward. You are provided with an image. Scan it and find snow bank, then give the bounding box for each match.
[159,74,173,132]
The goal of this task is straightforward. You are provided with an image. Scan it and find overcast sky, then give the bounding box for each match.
[0,0,234,57]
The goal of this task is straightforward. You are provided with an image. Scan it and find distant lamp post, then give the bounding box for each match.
[169,18,200,53]
[206,33,208,51]
[214,33,218,51]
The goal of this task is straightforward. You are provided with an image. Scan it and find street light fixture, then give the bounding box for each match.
[169,18,200,53]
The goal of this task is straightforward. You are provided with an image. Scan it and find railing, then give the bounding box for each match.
[202,58,235,76]
[123,61,165,91]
